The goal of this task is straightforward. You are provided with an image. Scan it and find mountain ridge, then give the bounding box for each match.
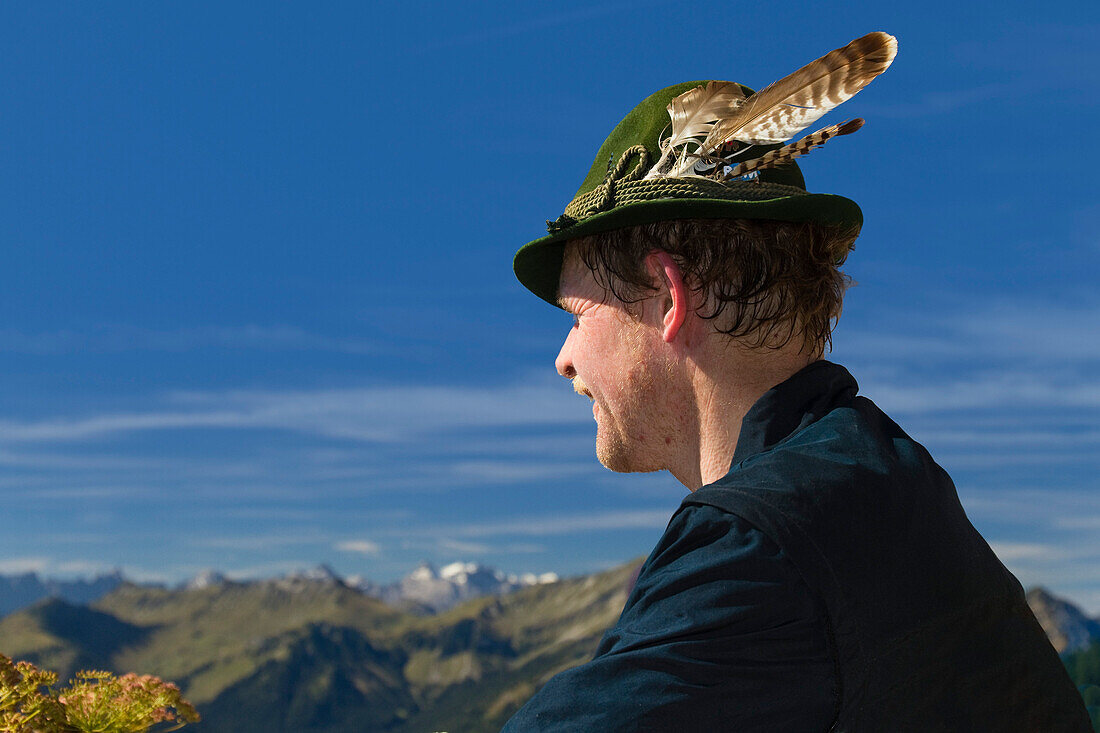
[0,560,560,619]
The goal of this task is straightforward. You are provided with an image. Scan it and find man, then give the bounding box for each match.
[503,34,1090,733]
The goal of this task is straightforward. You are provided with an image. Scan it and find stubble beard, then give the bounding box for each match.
[597,427,656,473]
[585,353,667,475]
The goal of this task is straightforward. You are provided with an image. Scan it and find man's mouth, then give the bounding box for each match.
[572,378,593,400]
[573,378,597,420]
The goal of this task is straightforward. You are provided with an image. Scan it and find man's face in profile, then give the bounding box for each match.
[554,253,671,474]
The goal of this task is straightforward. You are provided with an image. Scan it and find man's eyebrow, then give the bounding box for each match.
[556,297,572,312]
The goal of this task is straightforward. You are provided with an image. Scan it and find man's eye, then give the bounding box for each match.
[572,314,580,329]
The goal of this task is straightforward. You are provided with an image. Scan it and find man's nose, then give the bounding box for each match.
[555,333,576,379]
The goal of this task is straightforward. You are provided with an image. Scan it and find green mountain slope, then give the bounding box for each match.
[95,577,405,704]
[0,597,150,682]
[201,623,416,733]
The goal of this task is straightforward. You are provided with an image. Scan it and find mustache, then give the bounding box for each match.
[572,377,592,399]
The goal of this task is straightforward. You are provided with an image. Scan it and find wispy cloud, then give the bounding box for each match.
[962,487,1100,520]
[436,538,494,555]
[0,380,585,444]
[0,450,165,471]
[0,557,125,580]
[1054,515,1100,530]
[835,299,1100,418]
[400,508,675,539]
[116,567,173,585]
[53,560,120,576]
[395,537,547,557]
[990,542,1066,562]
[0,324,380,355]
[909,429,1100,449]
[864,374,1100,414]
[840,301,1100,363]
[191,533,334,551]
[218,507,412,523]
[445,459,595,483]
[335,539,381,555]
[0,557,51,574]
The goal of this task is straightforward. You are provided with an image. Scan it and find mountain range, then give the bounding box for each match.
[0,562,1095,732]
[0,561,560,619]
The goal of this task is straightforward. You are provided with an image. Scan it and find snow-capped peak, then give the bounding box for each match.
[184,569,227,590]
[440,561,477,580]
[357,560,562,613]
[273,564,346,591]
[520,572,560,585]
[301,564,342,582]
[409,562,438,582]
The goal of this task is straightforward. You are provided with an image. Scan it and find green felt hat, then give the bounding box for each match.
[513,81,864,307]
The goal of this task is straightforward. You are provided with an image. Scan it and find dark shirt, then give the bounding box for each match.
[503,361,1090,732]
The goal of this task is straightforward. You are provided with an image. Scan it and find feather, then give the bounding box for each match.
[705,31,896,148]
[645,81,746,179]
[721,119,865,180]
[658,31,896,178]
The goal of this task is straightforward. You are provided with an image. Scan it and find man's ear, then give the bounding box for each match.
[646,250,688,343]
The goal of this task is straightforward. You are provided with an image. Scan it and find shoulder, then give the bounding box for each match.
[645,503,787,577]
[600,504,822,654]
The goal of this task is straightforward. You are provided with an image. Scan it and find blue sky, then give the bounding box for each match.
[1,2,1099,611]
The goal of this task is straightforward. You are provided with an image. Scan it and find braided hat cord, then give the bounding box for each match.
[549,145,807,233]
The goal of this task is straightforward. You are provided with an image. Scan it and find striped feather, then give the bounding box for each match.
[700,31,895,150]
[721,119,865,180]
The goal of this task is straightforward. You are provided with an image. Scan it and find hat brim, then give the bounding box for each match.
[513,193,863,308]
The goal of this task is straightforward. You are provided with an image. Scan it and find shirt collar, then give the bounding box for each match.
[730,360,859,465]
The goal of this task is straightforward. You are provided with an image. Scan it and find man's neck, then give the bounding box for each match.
[670,342,820,490]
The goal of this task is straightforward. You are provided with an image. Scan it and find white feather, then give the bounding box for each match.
[644,81,745,180]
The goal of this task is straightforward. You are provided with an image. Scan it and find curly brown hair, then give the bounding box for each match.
[571,218,858,352]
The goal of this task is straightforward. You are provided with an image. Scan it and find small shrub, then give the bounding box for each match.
[0,653,198,733]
